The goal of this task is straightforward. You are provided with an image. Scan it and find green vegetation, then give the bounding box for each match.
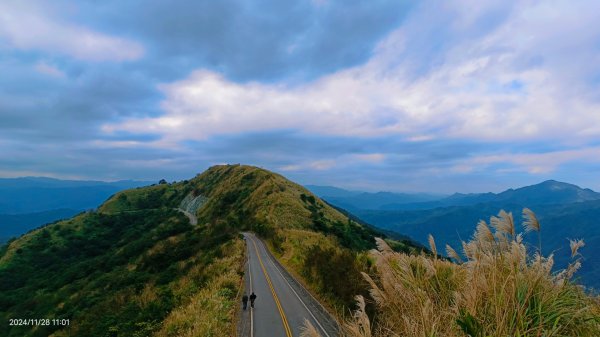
[99,182,192,214]
[0,176,242,337]
[0,164,425,336]
[300,192,376,251]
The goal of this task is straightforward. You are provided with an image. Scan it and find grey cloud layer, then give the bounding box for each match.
[78,0,412,81]
[1,0,412,159]
[1,0,599,192]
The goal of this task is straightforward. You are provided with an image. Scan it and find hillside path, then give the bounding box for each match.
[238,232,339,337]
[175,208,197,225]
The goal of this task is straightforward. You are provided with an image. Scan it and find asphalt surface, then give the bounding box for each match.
[239,232,339,337]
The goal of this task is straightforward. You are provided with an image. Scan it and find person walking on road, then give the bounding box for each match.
[242,294,249,310]
[250,292,257,308]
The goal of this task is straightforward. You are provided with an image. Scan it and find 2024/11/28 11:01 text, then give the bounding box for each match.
[9,318,70,326]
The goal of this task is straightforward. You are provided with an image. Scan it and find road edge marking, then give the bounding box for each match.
[257,237,332,337]
[249,235,293,337]
[249,245,254,337]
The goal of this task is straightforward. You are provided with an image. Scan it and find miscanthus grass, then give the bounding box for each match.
[303,209,600,337]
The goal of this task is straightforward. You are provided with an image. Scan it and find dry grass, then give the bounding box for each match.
[343,209,600,337]
[136,283,159,307]
[193,164,348,231]
[301,319,324,337]
[278,228,337,267]
[153,238,245,337]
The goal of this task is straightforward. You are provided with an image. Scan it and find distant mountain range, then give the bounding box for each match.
[0,177,152,242]
[305,185,445,211]
[310,180,600,290]
[307,180,600,211]
[0,177,152,213]
[407,180,600,209]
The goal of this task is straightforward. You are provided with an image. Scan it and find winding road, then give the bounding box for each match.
[239,232,339,337]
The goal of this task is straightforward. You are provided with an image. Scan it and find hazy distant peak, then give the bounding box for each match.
[490,180,600,205]
[514,180,591,193]
[0,177,153,190]
[540,179,570,185]
[304,185,361,198]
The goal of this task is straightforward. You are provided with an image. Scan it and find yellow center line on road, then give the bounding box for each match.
[249,236,293,337]
[249,252,254,337]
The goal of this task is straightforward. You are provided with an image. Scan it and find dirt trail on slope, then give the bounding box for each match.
[177,193,207,225]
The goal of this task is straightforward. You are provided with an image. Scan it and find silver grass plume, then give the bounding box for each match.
[428,234,437,257]
[490,210,515,238]
[569,239,585,258]
[522,208,540,233]
[446,244,463,263]
[300,319,322,337]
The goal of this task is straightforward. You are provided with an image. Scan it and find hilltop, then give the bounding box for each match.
[0,164,421,337]
[442,180,600,207]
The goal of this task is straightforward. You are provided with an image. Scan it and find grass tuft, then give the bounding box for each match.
[343,209,600,337]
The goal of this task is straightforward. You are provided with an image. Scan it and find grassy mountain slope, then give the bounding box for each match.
[1,164,422,336]
[174,165,424,309]
[0,200,244,336]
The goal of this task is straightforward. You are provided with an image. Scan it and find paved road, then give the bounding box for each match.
[239,232,339,337]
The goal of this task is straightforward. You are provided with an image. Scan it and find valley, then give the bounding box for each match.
[311,180,600,290]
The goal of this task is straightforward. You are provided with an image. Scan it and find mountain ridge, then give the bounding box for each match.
[0,164,422,337]
[0,176,152,189]
[316,180,600,211]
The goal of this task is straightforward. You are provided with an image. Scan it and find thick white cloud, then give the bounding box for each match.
[105,0,600,144]
[0,1,143,61]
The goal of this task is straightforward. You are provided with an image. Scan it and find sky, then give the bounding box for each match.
[1,0,599,193]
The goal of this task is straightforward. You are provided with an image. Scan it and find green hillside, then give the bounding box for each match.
[0,164,421,336]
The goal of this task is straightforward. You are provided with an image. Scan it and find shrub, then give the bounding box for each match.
[302,245,368,308]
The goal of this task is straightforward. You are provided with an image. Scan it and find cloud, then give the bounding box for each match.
[0,57,161,150]
[34,61,65,78]
[465,146,600,175]
[0,1,143,61]
[73,0,412,81]
[1,0,600,193]
[105,0,600,145]
[0,0,414,159]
